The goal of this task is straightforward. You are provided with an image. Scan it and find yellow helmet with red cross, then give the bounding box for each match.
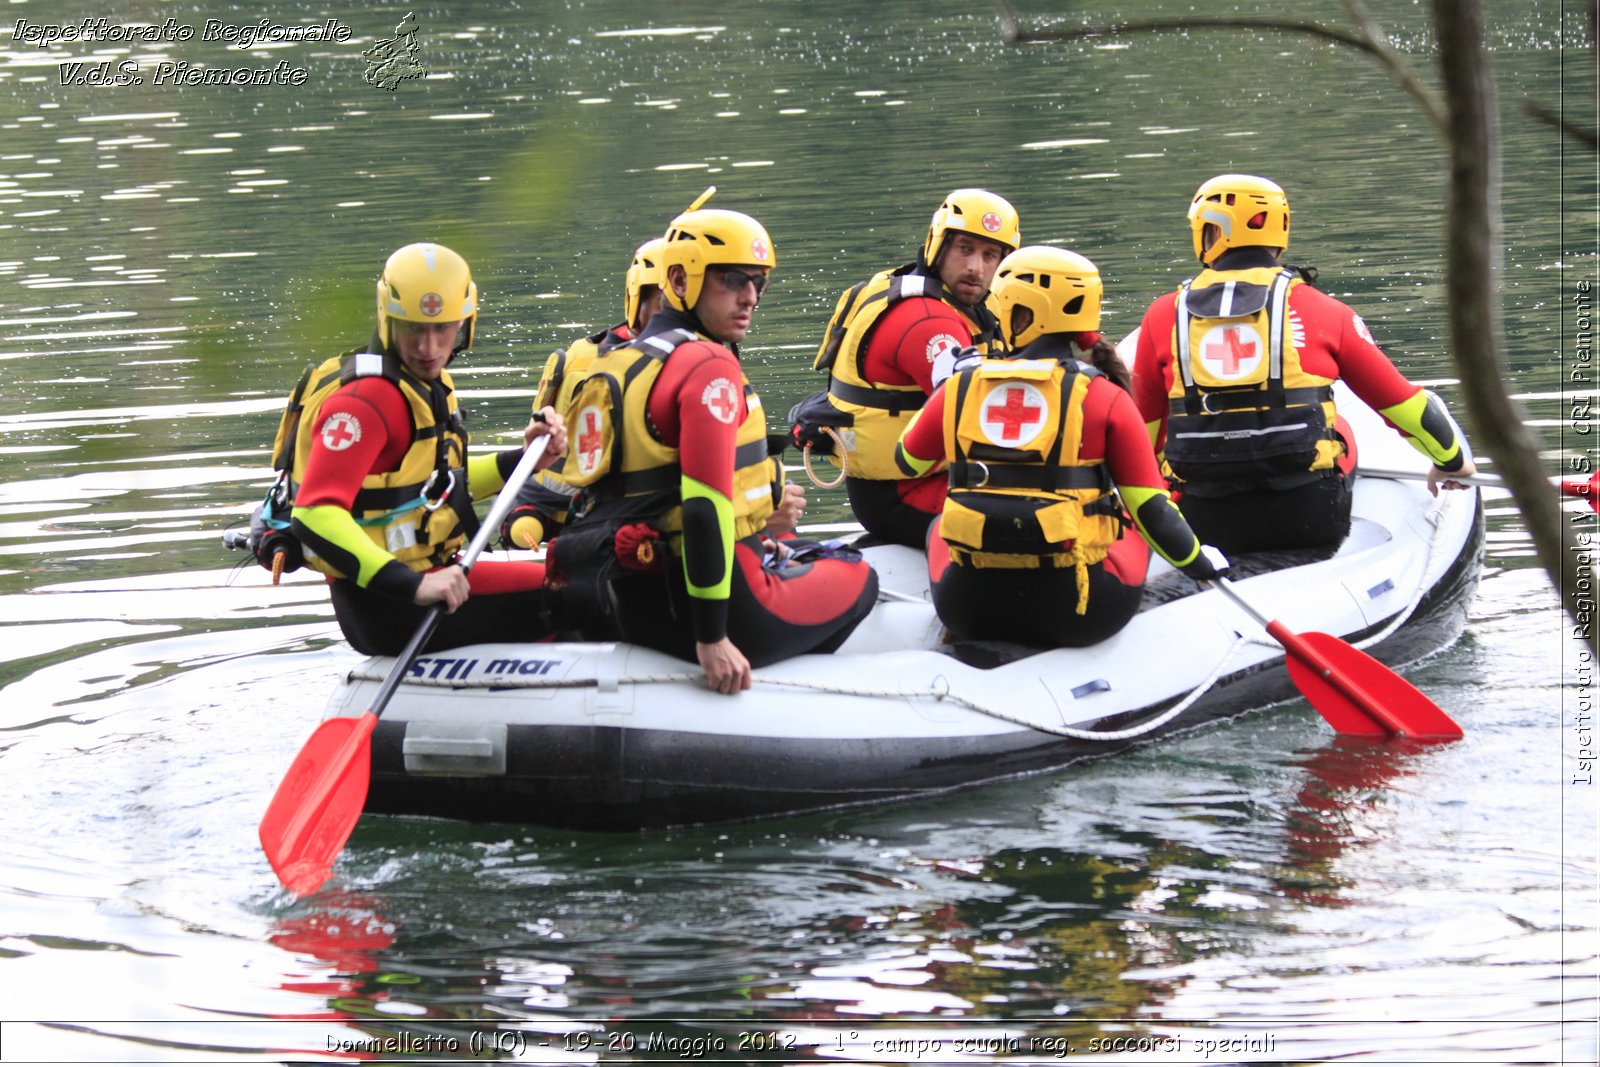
[376,242,478,351]
[922,189,1021,267]
[660,209,775,313]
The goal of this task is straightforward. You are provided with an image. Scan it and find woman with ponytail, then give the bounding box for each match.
[893,246,1226,648]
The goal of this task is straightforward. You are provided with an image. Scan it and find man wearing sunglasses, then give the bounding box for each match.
[551,208,878,694]
[806,189,1021,549]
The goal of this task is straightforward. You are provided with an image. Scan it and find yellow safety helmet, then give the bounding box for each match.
[1187,173,1290,264]
[991,245,1103,350]
[624,237,665,331]
[376,242,478,351]
[660,208,775,313]
[922,188,1021,267]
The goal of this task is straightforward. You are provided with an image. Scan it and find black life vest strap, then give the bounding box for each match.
[1169,384,1333,416]
[949,461,1107,492]
[828,377,927,415]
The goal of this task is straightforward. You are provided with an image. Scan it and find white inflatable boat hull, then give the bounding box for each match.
[321,385,1485,829]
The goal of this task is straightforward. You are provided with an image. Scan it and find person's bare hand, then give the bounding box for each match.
[766,482,805,537]
[1428,456,1477,495]
[414,565,469,612]
[696,637,751,695]
[524,406,567,466]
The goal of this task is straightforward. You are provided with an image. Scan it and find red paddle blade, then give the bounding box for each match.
[259,713,377,897]
[1280,629,1463,741]
[1560,471,1600,513]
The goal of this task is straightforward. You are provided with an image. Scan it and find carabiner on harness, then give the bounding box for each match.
[421,468,456,512]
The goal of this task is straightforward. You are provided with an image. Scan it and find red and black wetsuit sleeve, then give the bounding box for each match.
[1089,379,1204,569]
[290,376,425,601]
[862,296,975,394]
[648,342,748,644]
[1290,286,1470,469]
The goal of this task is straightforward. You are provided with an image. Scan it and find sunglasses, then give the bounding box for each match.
[712,267,771,296]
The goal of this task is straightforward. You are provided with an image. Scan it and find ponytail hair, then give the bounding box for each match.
[1073,331,1131,393]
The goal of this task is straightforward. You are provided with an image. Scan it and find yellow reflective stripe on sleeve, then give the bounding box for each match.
[1120,485,1201,569]
[293,502,398,586]
[467,449,506,498]
[894,408,940,478]
[1378,389,1463,469]
[681,473,734,600]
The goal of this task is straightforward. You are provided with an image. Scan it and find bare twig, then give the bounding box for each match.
[1337,0,1448,132]
[994,2,1446,132]
[1525,102,1600,149]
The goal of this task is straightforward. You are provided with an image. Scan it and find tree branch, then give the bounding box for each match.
[994,1,1446,133]
[1433,1,1595,654]
[1525,102,1600,149]
[1337,0,1449,133]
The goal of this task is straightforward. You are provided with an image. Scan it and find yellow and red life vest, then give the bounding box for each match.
[276,350,472,575]
[558,327,779,543]
[938,358,1123,608]
[533,322,633,416]
[813,265,1004,480]
[1164,265,1342,493]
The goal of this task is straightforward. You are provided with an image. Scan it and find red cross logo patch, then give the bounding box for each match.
[980,383,1047,447]
[702,377,741,425]
[575,405,606,476]
[925,332,961,366]
[750,237,770,263]
[319,412,363,452]
[420,291,444,317]
[982,212,1002,234]
[1197,324,1263,381]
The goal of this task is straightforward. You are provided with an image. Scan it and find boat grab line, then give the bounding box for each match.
[346,633,1258,742]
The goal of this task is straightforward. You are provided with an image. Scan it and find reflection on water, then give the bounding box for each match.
[0,0,1592,1061]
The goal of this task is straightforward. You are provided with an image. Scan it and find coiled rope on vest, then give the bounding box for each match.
[801,431,849,489]
[345,630,1255,743]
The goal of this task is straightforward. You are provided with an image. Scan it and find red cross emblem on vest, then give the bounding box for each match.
[577,406,605,473]
[982,383,1046,445]
[420,291,444,317]
[1199,324,1261,380]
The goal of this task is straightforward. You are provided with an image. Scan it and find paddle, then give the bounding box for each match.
[259,435,553,897]
[1210,576,1463,742]
[1359,465,1600,512]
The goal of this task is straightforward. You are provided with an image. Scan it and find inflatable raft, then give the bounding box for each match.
[321,385,1485,830]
